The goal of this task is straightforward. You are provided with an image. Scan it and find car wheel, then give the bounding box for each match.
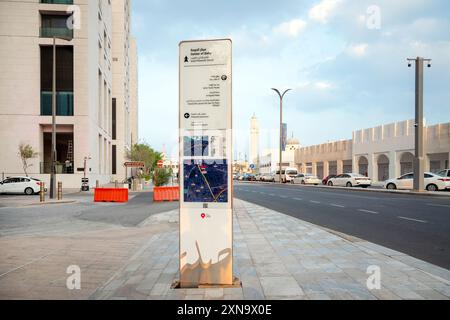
[426,184,438,192]
[24,188,34,196]
[328,181,333,186]
[301,180,306,185]
[387,183,397,190]
[346,182,352,188]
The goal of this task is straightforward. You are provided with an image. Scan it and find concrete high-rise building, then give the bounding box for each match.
[130,36,139,146]
[0,0,138,188]
[111,0,138,181]
[249,114,260,169]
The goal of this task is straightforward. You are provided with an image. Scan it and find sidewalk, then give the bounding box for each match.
[91,199,450,300]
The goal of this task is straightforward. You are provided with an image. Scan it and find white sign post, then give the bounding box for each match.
[179,39,233,288]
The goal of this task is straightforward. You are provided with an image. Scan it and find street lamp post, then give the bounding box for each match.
[50,35,72,199]
[271,88,291,184]
[407,57,431,192]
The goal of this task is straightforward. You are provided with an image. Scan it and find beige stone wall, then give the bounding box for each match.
[294,120,450,181]
[130,36,139,146]
[112,0,133,181]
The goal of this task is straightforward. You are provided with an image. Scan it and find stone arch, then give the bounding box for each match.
[358,156,369,176]
[377,154,390,181]
[400,152,414,175]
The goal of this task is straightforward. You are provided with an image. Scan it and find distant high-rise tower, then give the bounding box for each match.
[250,114,260,169]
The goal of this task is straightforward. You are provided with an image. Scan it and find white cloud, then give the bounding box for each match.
[347,43,369,57]
[315,81,333,89]
[273,19,307,37]
[309,0,343,24]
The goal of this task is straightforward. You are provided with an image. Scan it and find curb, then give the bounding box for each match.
[24,200,78,207]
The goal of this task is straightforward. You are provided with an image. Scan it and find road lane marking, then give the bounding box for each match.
[398,216,428,224]
[310,201,321,204]
[293,198,303,201]
[358,209,379,214]
[280,195,288,199]
[269,194,275,197]
[0,253,54,279]
[427,204,450,208]
[331,204,345,208]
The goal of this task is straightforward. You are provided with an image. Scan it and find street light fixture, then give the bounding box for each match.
[407,57,431,192]
[271,88,292,184]
[50,35,72,199]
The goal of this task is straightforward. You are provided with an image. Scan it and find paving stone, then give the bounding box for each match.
[204,288,224,299]
[259,277,304,297]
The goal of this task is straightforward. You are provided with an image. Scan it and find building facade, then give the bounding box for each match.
[0,0,137,188]
[259,137,301,175]
[111,0,138,182]
[295,120,450,182]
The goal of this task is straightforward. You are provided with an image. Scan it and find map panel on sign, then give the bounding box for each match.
[183,159,228,203]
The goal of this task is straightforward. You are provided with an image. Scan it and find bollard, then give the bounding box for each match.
[57,182,63,200]
[40,182,45,203]
[96,180,99,188]
[115,180,118,189]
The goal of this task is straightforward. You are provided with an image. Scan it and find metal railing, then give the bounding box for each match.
[40,162,74,174]
[40,27,73,39]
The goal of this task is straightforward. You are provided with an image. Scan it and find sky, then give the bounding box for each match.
[131,0,450,161]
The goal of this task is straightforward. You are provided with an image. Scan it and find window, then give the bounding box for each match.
[40,46,74,116]
[112,145,117,174]
[400,174,414,180]
[425,174,434,179]
[112,98,117,140]
[40,14,73,39]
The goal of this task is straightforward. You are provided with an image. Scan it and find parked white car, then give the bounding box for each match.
[261,173,275,182]
[292,174,321,185]
[328,173,372,188]
[384,172,448,192]
[437,169,450,190]
[0,177,43,195]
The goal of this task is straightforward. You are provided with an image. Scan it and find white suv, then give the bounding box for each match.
[0,177,43,195]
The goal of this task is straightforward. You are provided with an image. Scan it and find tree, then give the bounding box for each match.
[127,143,163,178]
[153,167,173,187]
[18,143,38,177]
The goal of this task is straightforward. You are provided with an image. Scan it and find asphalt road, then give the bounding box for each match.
[0,192,178,237]
[234,182,450,269]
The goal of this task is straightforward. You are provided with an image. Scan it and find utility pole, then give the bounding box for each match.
[50,35,72,199]
[407,57,431,192]
[50,36,57,199]
[271,88,291,183]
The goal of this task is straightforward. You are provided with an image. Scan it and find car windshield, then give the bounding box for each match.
[352,174,366,178]
[286,170,297,175]
[437,170,446,177]
[306,175,318,179]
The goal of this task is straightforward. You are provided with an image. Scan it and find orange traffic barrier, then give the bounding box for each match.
[94,188,129,203]
[153,186,180,202]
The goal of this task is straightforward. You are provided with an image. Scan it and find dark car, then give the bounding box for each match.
[322,174,337,185]
[243,174,257,181]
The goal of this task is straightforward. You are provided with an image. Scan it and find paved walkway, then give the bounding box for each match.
[91,200,450,300]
